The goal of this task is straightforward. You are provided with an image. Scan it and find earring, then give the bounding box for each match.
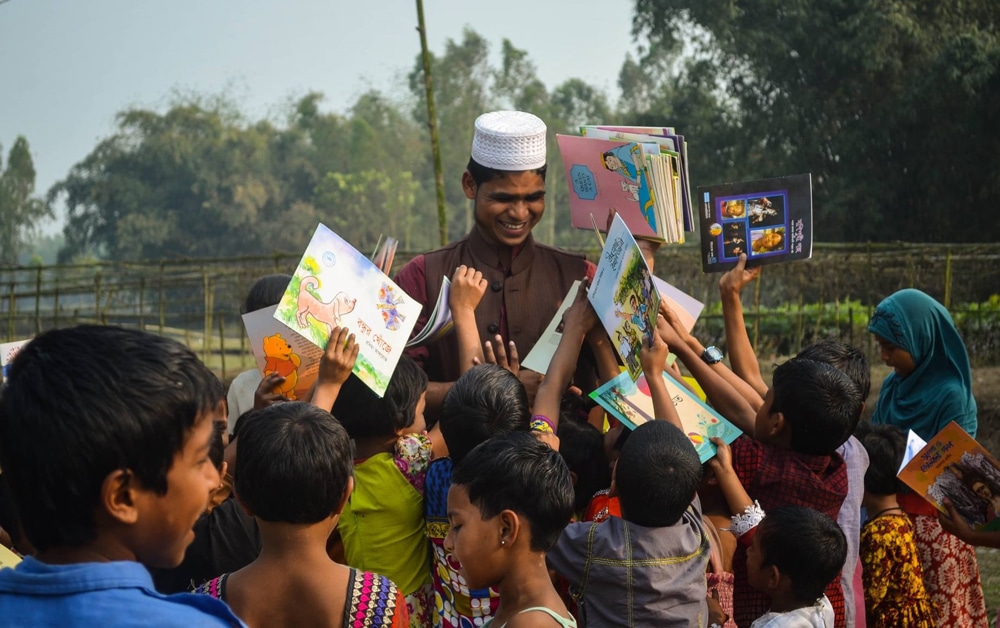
[500,539,506,546]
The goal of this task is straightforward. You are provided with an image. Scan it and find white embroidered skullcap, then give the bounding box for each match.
[471,111,547,171]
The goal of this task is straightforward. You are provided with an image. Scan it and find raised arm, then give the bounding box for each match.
[449,265,488,374]
[718,254,768,398]
[311,327,360,412]
[532,279,598,431]
[639,317,683,432]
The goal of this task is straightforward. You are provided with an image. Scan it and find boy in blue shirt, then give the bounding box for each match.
[0,325,243,626]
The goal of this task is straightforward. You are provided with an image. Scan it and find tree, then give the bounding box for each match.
[0,137,51,265]
[632,0,1000,242]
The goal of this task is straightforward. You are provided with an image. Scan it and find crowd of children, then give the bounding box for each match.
[0,110,995,628]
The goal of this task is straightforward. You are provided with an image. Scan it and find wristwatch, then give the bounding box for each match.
[701,345,724,365]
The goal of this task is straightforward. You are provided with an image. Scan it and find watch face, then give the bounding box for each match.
[705,346,724,363]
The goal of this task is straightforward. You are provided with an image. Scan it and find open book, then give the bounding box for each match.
[897,421,1000,531]
[590,369,743,463]
[697,173,813,273]
[274,223,422,397]
[588,213,660,381]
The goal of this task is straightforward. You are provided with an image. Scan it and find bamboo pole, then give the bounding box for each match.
[414,0,448,246]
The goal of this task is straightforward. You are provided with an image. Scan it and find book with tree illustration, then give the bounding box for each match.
[590,369,743,463]
[897,421,1000,532]
[273,223,422,397]
[697,173,813,273]
[588,213,660,381]
[242,305,323,401]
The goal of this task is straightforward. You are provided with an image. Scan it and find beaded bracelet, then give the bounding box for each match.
[529,415,555,433]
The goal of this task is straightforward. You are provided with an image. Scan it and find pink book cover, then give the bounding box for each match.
[556,134,661,240]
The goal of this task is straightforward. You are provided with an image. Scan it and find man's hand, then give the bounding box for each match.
[719,253,761,296]
[449,265,488,313]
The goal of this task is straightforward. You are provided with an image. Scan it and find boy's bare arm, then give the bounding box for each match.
[640,317,683,432]
[449,265,488,375]
[707,438,754,516]
[719,255,769,398]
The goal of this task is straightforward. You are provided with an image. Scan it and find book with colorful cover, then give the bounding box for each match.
[274,223,422,397]
[242,305,323,401]
[521,280,581,374]
[1,339,31,383]
[697,173,813,273]
[897,421,1000,531]
[556,134,666,241]
[588,213,660,381]
[590,369,743,463]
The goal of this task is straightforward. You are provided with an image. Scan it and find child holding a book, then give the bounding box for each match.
[854,423,935,627]
[445,431,578,627]
[0,326,242,626]
[196,402,409,626]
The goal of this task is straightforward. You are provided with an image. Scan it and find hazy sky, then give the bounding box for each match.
[0,0,637,232]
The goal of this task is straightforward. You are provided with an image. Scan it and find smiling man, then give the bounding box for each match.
[396,111,595,411]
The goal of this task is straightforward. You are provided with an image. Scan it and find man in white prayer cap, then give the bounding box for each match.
[395,110,596,412]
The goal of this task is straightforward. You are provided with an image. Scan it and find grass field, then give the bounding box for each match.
[980,547,999,623]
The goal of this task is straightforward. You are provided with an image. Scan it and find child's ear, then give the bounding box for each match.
[336,477,355,516]
[101,469,140,525]
[498,509,521,547]
[765,564,782,592]
[768,411,787,440]
[569,470,579,487]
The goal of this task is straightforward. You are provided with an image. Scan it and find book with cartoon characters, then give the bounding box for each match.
[242,305,324,401]
[697,173,813,273]
[590,369,743,463]
[273,223,422,397]
[897,421,1000,532]
[557,134,681,243]
[588,213,660,381]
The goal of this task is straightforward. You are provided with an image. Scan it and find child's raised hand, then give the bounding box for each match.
[658,300,692,348]
[449,265,488,312]
[562,278,597,334]
[719,253,761,296]
[478,335,520,378]
[254,372,289,409]
[706,436,734,474]
[639,318,670,375]
[319,326,359,386]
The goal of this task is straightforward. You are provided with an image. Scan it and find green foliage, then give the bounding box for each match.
[0,137,52,265]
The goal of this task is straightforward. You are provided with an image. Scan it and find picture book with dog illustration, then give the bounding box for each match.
[897,421,1000,532]
[243,305,323,402]
[274,223,422,397]
[697,173,813,273]
[557,133,684,243]
[590,369,743,463]
[588,213,660,381]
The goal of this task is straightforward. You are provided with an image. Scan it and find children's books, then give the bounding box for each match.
[697,173,813,273]
[590,369,743,463]
[652,276,703,333]
[0,339,30,383]
[243,305,323,401]
[274,224,421,397]
[898,421,1000,531]
[557,129,690,244]
[406,276,453,349]
[521,281,581,374]
[588,213,660,381]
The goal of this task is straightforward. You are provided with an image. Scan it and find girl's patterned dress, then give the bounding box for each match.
[859,512,935,627]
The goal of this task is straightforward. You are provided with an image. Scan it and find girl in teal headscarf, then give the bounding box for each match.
[868,289,988,626]
[868,288,977,440]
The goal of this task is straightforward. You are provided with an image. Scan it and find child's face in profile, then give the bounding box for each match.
[746,528,771,594]
[753,388,778,443]
[444,484,503,590]
[130,404,222,568]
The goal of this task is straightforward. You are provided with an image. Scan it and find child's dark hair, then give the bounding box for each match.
[235,402,353,524]
[240,274,291,314]
[332,356,427,440]
[855,422,906,495]
[466,157,547,186]
[0,325,223,551]
[615,421,702,527]
[440,364,529,465]
[557,416,612,513]
[452,431,573,551]
[771,358,863,455]
[208,421,227,471]
[796,339,871,401]
[756,506,846,602]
